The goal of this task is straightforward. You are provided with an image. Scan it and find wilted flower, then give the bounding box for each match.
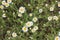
[19,6,26,13]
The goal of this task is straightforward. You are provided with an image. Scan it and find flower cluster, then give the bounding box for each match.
[0,0,60,40]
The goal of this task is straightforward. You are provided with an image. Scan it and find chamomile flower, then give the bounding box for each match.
[4,3,9,7]
[59,11,60,14]
[12,32,17,37]
[58,32,60,36]
[55,36,59,40]
[45,4,48,7]
[0,5,4,9]
[58,2,60,7]
[29,13,33,17]
[33,26,38,30]
[2,13,6,18]
[7,0,12,3]
[7,30,10,34]
[39,9,43,13]
[31,29,36,33]
[22,26,28,32]
[2,1,6,5]
[31,26,38,33]
[48,16,53,21]
[18,13,22,17]
[19,6,26,13]
[50,6,54,11]
[53,16,58,21]
[33,17,38,22]
[26,21,33,27]
[28,4,31,6]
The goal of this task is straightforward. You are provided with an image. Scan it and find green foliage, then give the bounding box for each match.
[0,0,60,40]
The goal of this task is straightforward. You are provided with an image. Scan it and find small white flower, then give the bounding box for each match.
[29,13,32,17]
[31,29,36,33]
[12,32,17,37]
[58,32,60,36]
[0,5,4,9]
[36,7,39,9]
[58,2,60,7]
[7,30,10,34]
[55,36,59,40]
[7,0,12,3]
[33,26,38,30]
[22,26,28,32]
[50,6,54,11]
[31,26,38,33]
[19,6,26,13]
[4,3,9,7]
[26,21,33,27]
[39,9,43,13]
[2,14,6,18]
[58,11,60,14]
[45,4,48,7]
[33,17,38,22]
[28,4,31,6]
[48,16,53,21]
[18,13,22,17]
[53,16,58,21]
[8,37,11,39]
[2,1,6,5]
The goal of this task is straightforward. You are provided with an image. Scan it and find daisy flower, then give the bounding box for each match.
[50,6,54,11]
[22,26,28,32]
[33,26,38,30]
[53,16,58,21]
[55,36,59,40]
[7,30,10,34]
[2,1,6,5]
[19,6,26,13]
[26,21,33,27]
[18,13,22,17]
[7,0,12,3]
[58,2,60,7]
[12,32,17,37]
[48,16,52,21]
[29,13,33,17]
[39,9,43,13]
[32,17,38,22]
[58,32,60,36]
[0,5,4,9]
[4,3,9,7]
[31,26,38,33]
[2,13,6,18]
